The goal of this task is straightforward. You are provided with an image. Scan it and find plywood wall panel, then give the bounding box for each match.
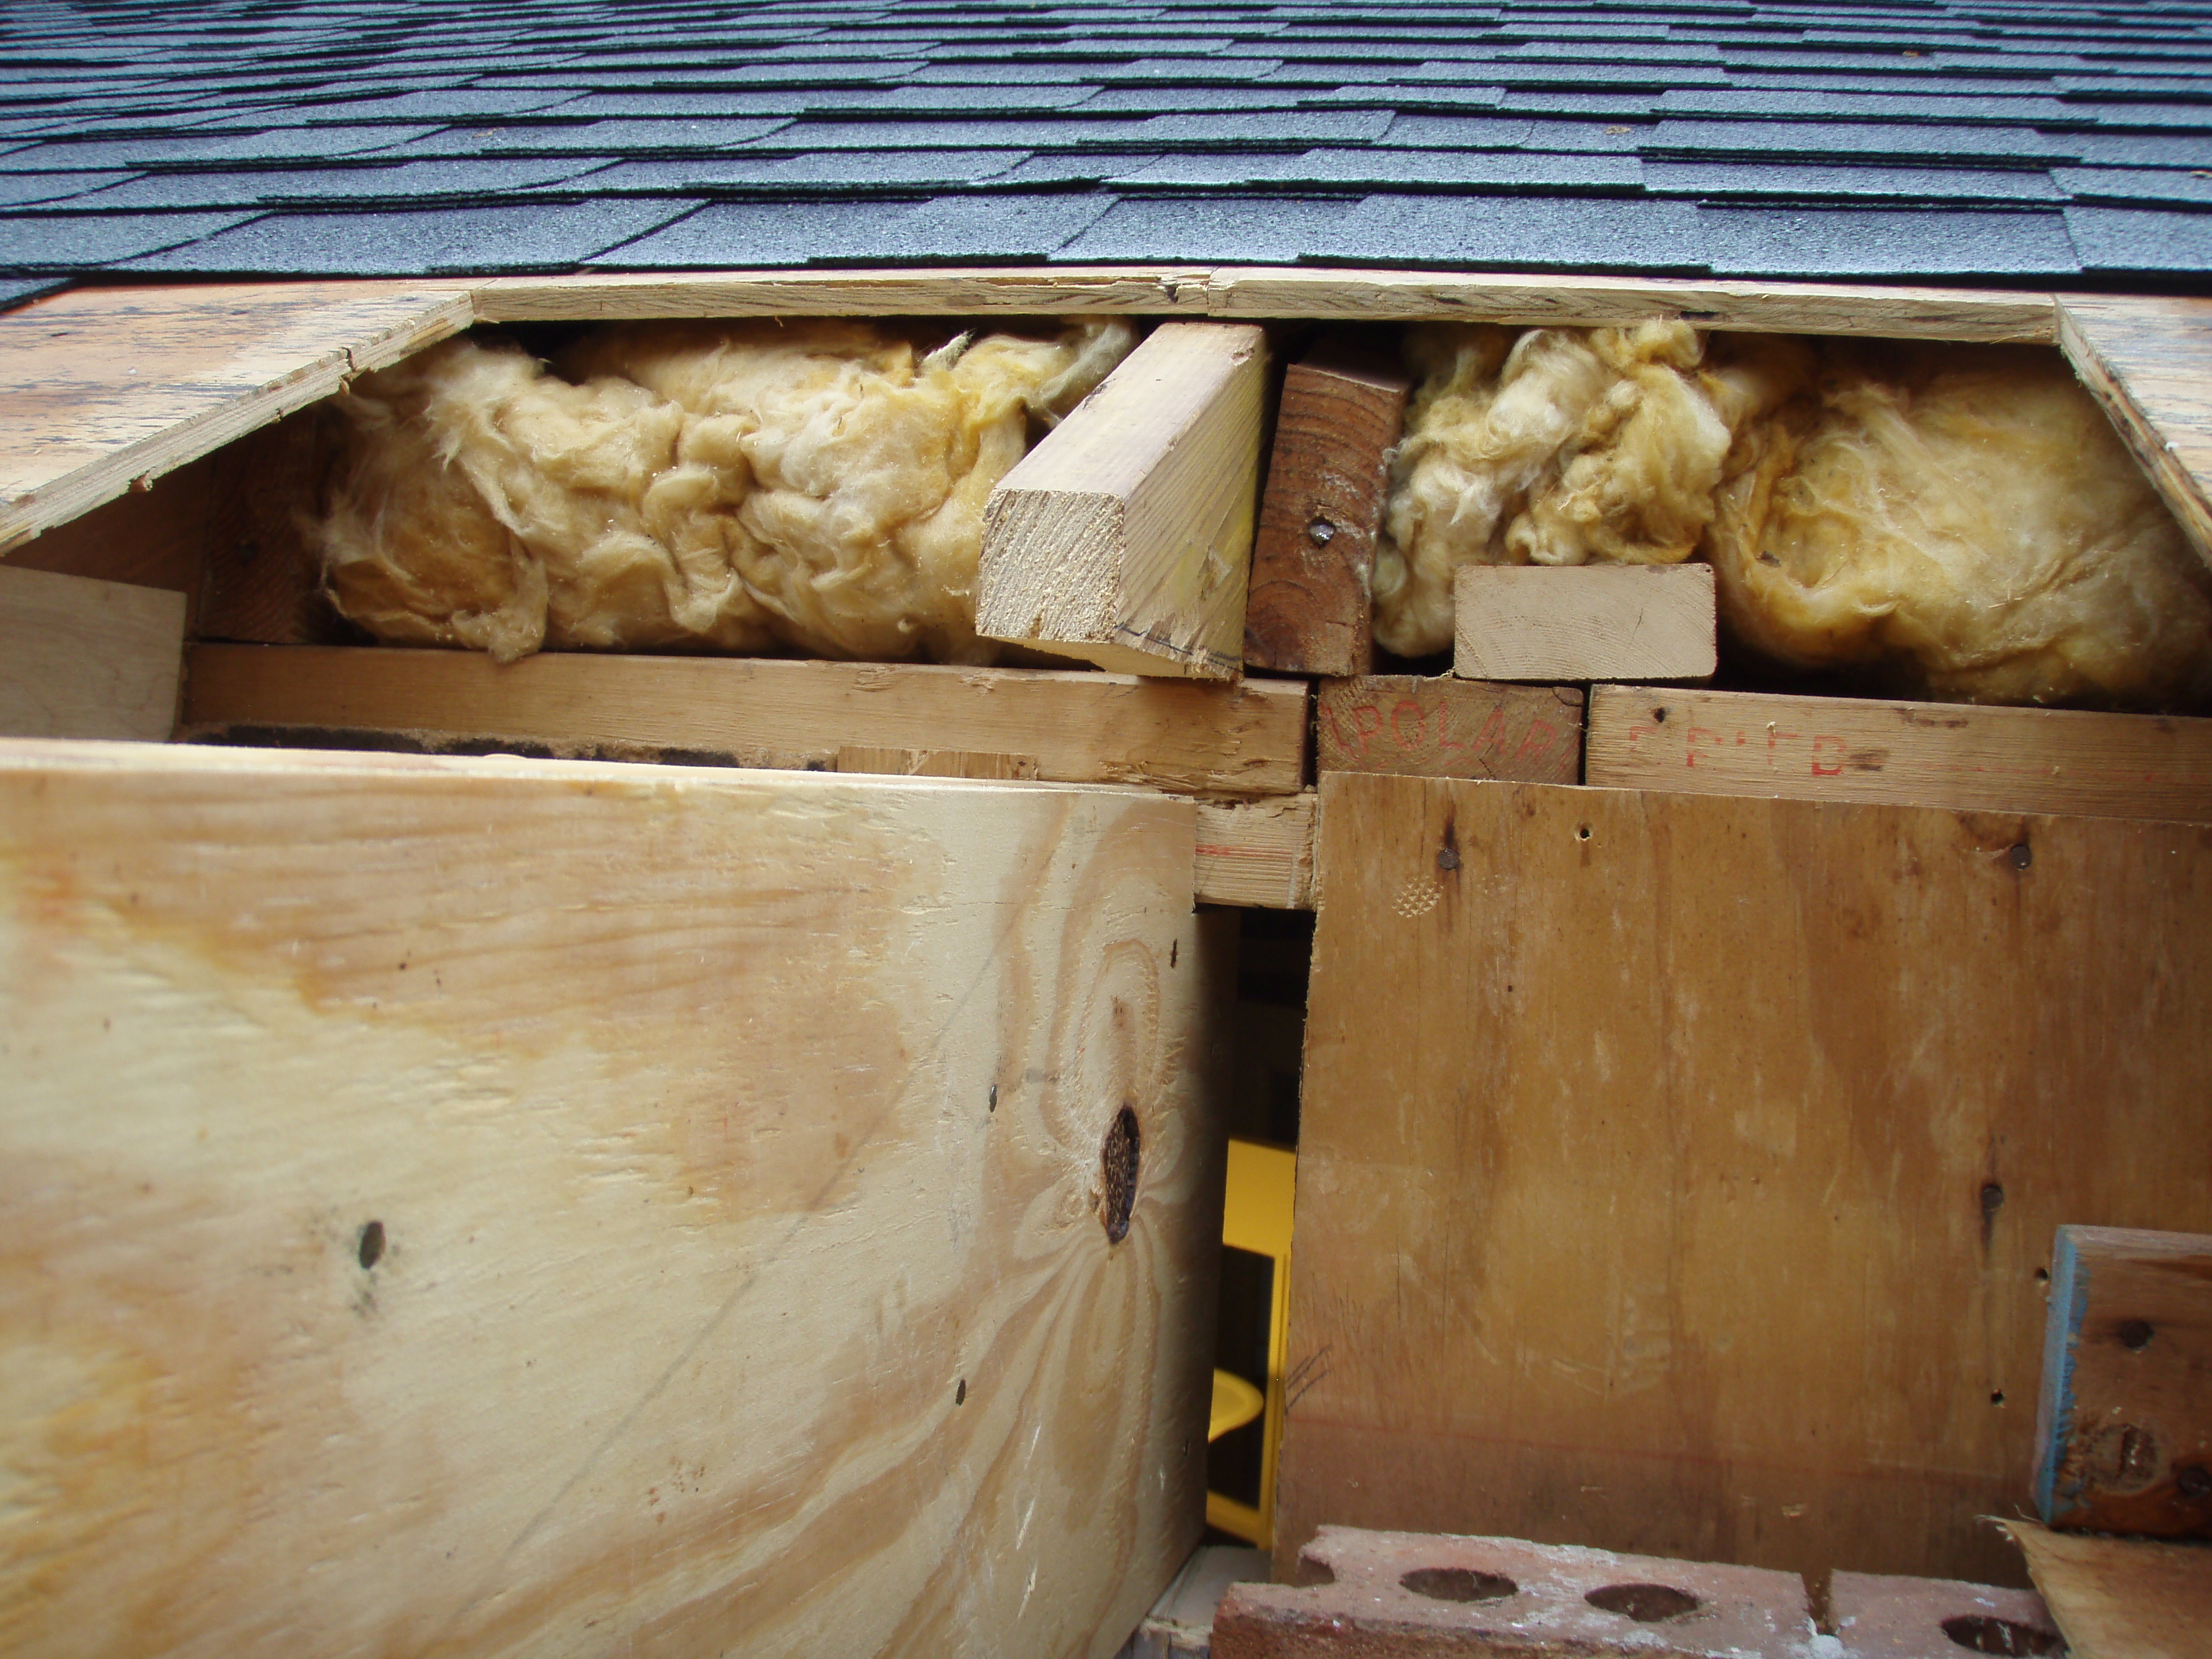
[0,741,1227,1659]
[1277,773,2212,1590]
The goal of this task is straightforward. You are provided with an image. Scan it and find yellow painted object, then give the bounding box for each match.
[1205,1137,1295,1550]
[1209,1369,1265,1442]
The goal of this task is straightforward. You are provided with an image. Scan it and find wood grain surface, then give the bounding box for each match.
[1586,686,2212,823]
[0,281,470,552]
[2002,1519,2212,1659]
[0,739,1229,1659]
[1278,772,2212,1589]
[1195,794,1316,911]
[981,322,1267,678]
[1455,564,1716,683]
[1318,676,1583,784]
[2034,1226,2212,1539]
[1242,335,1410,678]
[0,565,184,740]
[179,644,1308,797]
[2056,294,2212,569]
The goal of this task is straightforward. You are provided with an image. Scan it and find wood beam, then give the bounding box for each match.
[179,643,1309,798]
[1318,675,1583,784]
[978,321,1268,679]
[1585,685,2212,823]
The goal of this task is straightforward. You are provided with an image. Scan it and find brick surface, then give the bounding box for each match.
[1213,1527,1815,1658]
[1829,1571,2062,1659]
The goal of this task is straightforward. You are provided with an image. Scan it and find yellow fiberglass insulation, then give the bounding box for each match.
[1373,323,2212,709]
[313,316,1136,664]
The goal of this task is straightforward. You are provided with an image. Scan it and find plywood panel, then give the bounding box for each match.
[0,564,184,739]
[2003,1519,2212,1659]
[1278,773,2212,1590]
[2056,294,2212,569]
[0,281,472,551]
[180,644,1308,797]
[0,740,1228,1659]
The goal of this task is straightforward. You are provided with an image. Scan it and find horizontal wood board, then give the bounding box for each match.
[1318,676,1583,785]
[2033,1226,2212,1538]
[0,280,471,552]
[2056,295,2212,570]
[2003,1519,2212,1659]
[180,644,1308,797]
[1195,794,1316,911]
[1278,772,2212,1589]
[0,739,1228,1658]
[0,564,184,741]
[1586,685,2212,823]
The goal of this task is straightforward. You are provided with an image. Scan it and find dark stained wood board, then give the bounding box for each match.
[1242,334,1410,678]
[1277,772,2212,1590]
[1318,676,1583,785]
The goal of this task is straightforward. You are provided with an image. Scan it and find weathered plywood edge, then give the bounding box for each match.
[2056,297,2212,570]
[475,265,1222,322]
[0,282,473,552]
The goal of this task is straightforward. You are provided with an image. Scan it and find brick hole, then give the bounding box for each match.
[1585,1583,1701,1622]
[1401,1567,1516,1604]
[1941,1614,2059,1655]
[1293,1555,1336,1588]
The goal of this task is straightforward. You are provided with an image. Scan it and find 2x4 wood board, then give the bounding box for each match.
[0,740,1228,1658]
[1277,771,2212,1590]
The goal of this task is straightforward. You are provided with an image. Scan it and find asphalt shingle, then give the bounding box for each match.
[0,0,2205,283]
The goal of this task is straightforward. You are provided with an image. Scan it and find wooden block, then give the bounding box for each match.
[0,739,1230,1658]
[2001,1519,2212,1659]
[1242,335,1410,677]
[2034,1226,2212,1538]
[1277,772,2212,1589]
[1585,686,2212,823]
[1215,1527,1814,1658]
[980,321,1267,679]
[180,644,1308,797]
[0,565,184,740]
[1454,563,1715,683]
[835,745,1040,780]
[1829,1571,2061,1659]
[1318,676,1583,784]
[0,281,472,552]
[1196,794,1316,910]
[2057,295,2212,571]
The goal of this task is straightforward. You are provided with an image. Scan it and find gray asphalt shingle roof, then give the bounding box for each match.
[0,0,2206,288]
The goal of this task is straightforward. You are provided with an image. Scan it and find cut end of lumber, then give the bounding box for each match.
[1455,562,1717,683]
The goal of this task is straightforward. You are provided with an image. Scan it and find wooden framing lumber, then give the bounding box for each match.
[1454,563,1716,683]
[477,266,2059,343]
[2057,294,2212,570]
[0,564,184,741]
[1196,794,1316,910]
[0,280,471,552]
[1318,676,1583,784]
[179,644,1308,797]
[2001,1519,2212,1659]
[2033,1226,2212,1539]
[1585,685,2212,823]
[1280,770,2212,1588]
[979,321,1267,678]
[1243,333,1410,677]
[0,738,1229,1658]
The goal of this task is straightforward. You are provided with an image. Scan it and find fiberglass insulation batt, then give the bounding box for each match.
[315,317,1134,664]
[1376,322,2212,709]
